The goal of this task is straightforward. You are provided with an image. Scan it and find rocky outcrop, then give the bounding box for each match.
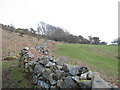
[19,41,118,89]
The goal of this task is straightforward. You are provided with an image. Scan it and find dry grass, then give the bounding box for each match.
[2,30,45,58]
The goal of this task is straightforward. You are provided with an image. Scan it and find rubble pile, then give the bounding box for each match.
[19,41,118,89]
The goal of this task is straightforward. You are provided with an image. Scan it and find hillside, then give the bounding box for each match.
[2,29,119,88]
[2,29,60,88]
[53,44,119,86]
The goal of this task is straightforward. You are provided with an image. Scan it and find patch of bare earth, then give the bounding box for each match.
[91,47,118,58]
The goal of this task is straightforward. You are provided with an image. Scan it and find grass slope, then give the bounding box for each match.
[54,44,118,83]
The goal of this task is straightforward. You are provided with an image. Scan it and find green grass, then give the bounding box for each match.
[54,44,118,78]
[11,66,28,88]
[2,60,31,88]
[2,60,18,70]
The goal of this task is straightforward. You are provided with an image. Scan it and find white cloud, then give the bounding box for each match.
[0,0,119,44]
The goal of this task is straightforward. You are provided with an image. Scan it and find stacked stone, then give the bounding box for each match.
[35,41,49,55]
[19,41,118,89]
[19,47,34,73]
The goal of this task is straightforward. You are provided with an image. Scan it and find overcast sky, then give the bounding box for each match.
[0,0,119,44]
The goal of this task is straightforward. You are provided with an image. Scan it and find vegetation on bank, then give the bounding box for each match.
[1,23,109,45]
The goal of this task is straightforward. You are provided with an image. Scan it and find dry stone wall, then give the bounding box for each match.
[19,41,118,89]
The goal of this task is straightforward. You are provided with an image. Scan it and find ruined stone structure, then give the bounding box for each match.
[19,41,118,89]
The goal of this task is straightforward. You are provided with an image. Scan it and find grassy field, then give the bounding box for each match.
[54,44,118,83]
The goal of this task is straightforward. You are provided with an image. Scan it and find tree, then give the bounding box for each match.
[111,38,120,45]
[88,35,93,44]
[78,35,89,44]
[92,37,100,45]
[100,41,107,45]
[88,36,101,45]
[37,21,47,35]
[30,28,36,34]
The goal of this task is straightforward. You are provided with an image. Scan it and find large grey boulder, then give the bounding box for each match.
[49,79,57,85]
[78,66,89,75]
[57,65,62,70]
[39,59,50,65]
[42,68,53,81]
[56,56,67,66]
[60,76,80,88]
[72,76,92,88]
[72,76,80,82]
[57,79,64,88]
[50,65,59,72]
[42,69,57,85]
[79,80,92,88]
[69,67,80,76]
[80,72,89,80]
[34,64,45,74]
[92,72,117,89]
[87,71,93,80]
[39,55,49,60]
[45,61,56,68]
[48,56,54,61]
[69,66,89,76]
[37,80,50,88]
[53,70,65,80]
